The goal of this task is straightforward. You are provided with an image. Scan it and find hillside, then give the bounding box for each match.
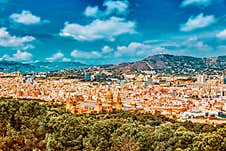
[1,54,226,74]
[0,61,88,73]
[108,54,226,74]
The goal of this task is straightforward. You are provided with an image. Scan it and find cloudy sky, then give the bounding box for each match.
[0,0,226,64]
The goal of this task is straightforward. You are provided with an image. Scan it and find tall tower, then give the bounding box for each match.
[115,92,123,111]
[197,74,207,84]
[88,90,92,101]
[106,88,113,104]
[96,93,102,113]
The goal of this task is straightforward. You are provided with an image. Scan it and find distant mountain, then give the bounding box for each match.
[1,54,226,74]
[108,54,226,74]
[0,61,34,73]
[0,61,88,73]
[31,62,88,72]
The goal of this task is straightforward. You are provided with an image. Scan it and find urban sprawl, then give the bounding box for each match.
[1,68,226,124]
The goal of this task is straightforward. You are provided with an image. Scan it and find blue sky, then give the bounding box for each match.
[0,0,226,64]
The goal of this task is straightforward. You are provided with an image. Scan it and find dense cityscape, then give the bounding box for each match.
[1,65,226,125]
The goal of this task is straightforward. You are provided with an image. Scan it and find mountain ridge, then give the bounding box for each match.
[107,54,226,74]
[0,61,88,73]
[1,54,226,74]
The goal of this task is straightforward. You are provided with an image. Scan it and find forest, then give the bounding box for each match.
[0,99,225,151]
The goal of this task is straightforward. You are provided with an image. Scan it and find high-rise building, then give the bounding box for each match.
[197,74,207,83]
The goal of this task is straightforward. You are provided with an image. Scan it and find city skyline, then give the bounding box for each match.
[0,0,226,64]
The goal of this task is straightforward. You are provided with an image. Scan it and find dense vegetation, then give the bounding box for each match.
[0,99,225,151]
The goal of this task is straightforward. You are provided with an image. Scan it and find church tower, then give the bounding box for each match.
[106,88,113,104]
[88,90,92,101]
[96,93,103,113]
[115,92,123,111]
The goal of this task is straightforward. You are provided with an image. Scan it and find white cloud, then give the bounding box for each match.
[46,52,65,62]
[9,10,46,25]
[183,36,211,51]
[180,13,216,32]
[84,0,129,18]
[102,45,114,53]
[60,17,136,41]
[84,6,99,18]
[104,0,129,16]
[217,29,226,39]
[0,50,32,61]
[181,0,212,7]
[152,36,213,56]
[13,50,33,61]
[62,57,71,62]
[115,42,162,57]
[0,27,35,49]
[114,37,212,59]
[71,50,101,59]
